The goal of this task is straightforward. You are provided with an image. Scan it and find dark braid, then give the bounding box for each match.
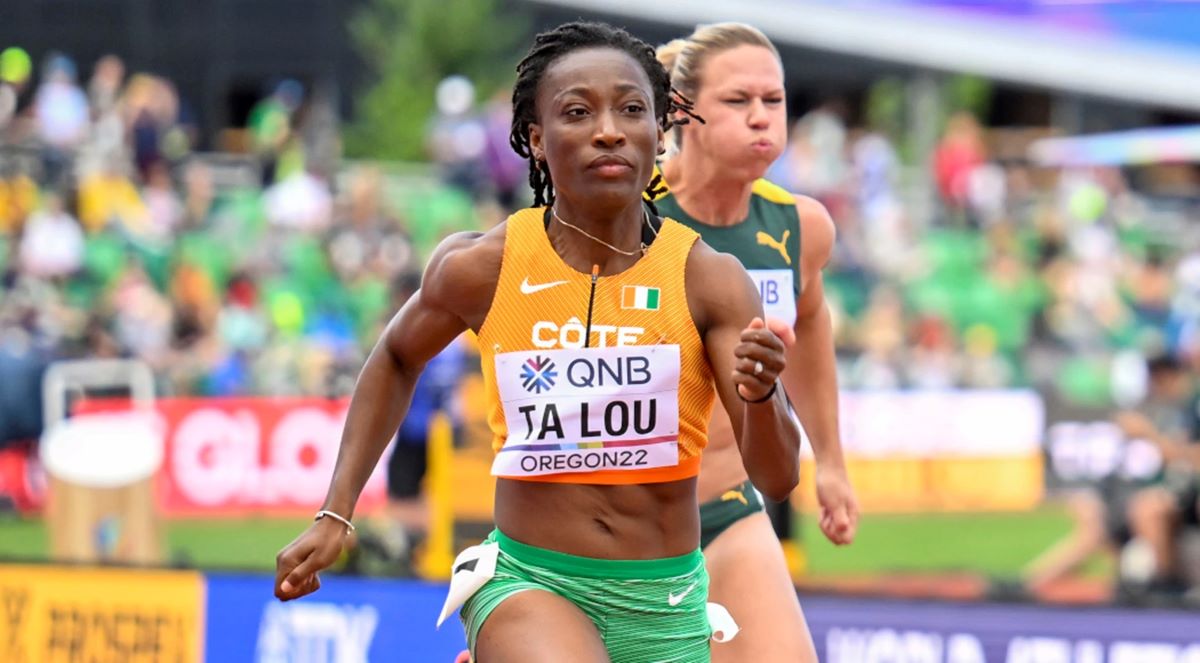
[509,22,703,209]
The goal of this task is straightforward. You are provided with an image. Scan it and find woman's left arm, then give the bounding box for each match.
[782,196,857,545]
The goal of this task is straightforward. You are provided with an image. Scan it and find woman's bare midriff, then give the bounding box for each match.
[494,477,701,559]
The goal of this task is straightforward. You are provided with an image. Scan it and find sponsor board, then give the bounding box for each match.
[0,565,203,663]
[74,398,388,517]
[205,574,465,662]
[803,593,1200,663]
[795,390,1046,511]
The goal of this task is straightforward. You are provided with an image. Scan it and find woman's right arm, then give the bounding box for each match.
[274,230,500,600]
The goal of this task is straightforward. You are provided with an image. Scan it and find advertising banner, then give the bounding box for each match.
[205,573,466,662]
[802,593,1200,663]
[0,564,204,663]
[74,389,1044,518]
[141,398,386,517]
[795,390,1046,511]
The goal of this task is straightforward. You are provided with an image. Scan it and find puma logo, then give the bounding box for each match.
[756,230,791,265]
[721,489,748,506]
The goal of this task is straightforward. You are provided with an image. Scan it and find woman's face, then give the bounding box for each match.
[683,45,786,178]
[529,47,663,209]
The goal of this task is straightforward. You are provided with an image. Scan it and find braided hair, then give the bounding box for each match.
[509,21,702,209]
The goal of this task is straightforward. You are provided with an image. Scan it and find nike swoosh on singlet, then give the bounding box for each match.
[520,277,569,295]
[667,581,699,606]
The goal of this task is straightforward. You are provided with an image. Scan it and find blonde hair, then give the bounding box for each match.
[656,23,781,152]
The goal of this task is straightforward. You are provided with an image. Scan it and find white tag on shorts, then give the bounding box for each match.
[707,602,741,643]
[436,542,499,628]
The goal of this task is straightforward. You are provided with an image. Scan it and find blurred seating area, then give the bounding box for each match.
[2,49,1200,445]
[0,52,505,450]
[772,108,1200,411]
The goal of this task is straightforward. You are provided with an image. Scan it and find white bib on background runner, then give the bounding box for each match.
[747,269,796,327]
[492,345,681,478]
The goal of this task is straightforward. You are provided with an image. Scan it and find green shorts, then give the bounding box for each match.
[699,480,764,549]
[460,529,711,662]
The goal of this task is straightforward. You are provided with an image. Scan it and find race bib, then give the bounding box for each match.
[748,269,796,327]
[492,345,681,477]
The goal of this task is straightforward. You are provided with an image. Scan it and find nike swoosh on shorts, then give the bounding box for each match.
[667,581,699,606]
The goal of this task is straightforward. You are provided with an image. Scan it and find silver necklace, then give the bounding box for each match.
[552,206,657,257]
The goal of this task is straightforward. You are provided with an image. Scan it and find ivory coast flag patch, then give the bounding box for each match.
[621,285,660,311]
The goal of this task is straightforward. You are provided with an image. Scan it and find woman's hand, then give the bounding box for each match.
[274,517,350,601]
[732,317,793,401]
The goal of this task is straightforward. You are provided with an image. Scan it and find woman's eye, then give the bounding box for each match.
[565,107,588,116]
[624,103,646,113]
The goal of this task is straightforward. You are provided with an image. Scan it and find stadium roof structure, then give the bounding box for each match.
[528,0,1200,112]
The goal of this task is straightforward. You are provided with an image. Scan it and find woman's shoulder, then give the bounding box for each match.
[420,224,506,309]
[750,178,796,206]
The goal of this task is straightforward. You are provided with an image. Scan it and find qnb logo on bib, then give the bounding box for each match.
[748,269,796,327]
[492,345,681,477]
[520,355,557,393]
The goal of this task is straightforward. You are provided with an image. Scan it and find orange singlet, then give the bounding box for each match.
[477,207,715,484]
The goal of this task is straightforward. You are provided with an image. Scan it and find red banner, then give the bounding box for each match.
[156,398,388,516]
[86,398,389,517]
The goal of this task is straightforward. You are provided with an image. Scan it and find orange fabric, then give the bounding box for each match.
[478,207,715,484]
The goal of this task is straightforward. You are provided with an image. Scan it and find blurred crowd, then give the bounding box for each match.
[767,105,1200,602]
[0,52,519,448]
[2,48,1199,431]
[3,42,1200,599]
[772,107,1200,405]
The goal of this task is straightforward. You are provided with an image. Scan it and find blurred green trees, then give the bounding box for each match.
[345,0,529,160]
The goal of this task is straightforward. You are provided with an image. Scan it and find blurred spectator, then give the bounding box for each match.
[328,167,414,283]
[264,167,332,231]
[295,85,341,180]
[33,54,89,186]
[77,159,150,234]
[18,193,84,278]
[907,314,960,389]
[1110,355,1200,596]
[81,54,127,173]
[1024,354,1198,598]
[180,159,215,228]
[87,55,124,118]
[847,286,906,389]
[933,111,986,219]
[0,47,33,138]
[0,165,38,233]
[769,106,849,206]
[481,88,526,211]
[249,80,302,187]
[427,75,487,198]
[109,261,174,367]
[120,73,184,181]
[141,162,184,241]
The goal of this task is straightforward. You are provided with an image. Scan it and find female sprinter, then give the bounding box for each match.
[655,23,860,662]
[274,21,801,663]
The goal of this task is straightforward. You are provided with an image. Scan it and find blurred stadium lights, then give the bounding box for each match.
[526,0,1200,113]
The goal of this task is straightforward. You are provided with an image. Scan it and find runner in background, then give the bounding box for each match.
[655,23,859,662]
